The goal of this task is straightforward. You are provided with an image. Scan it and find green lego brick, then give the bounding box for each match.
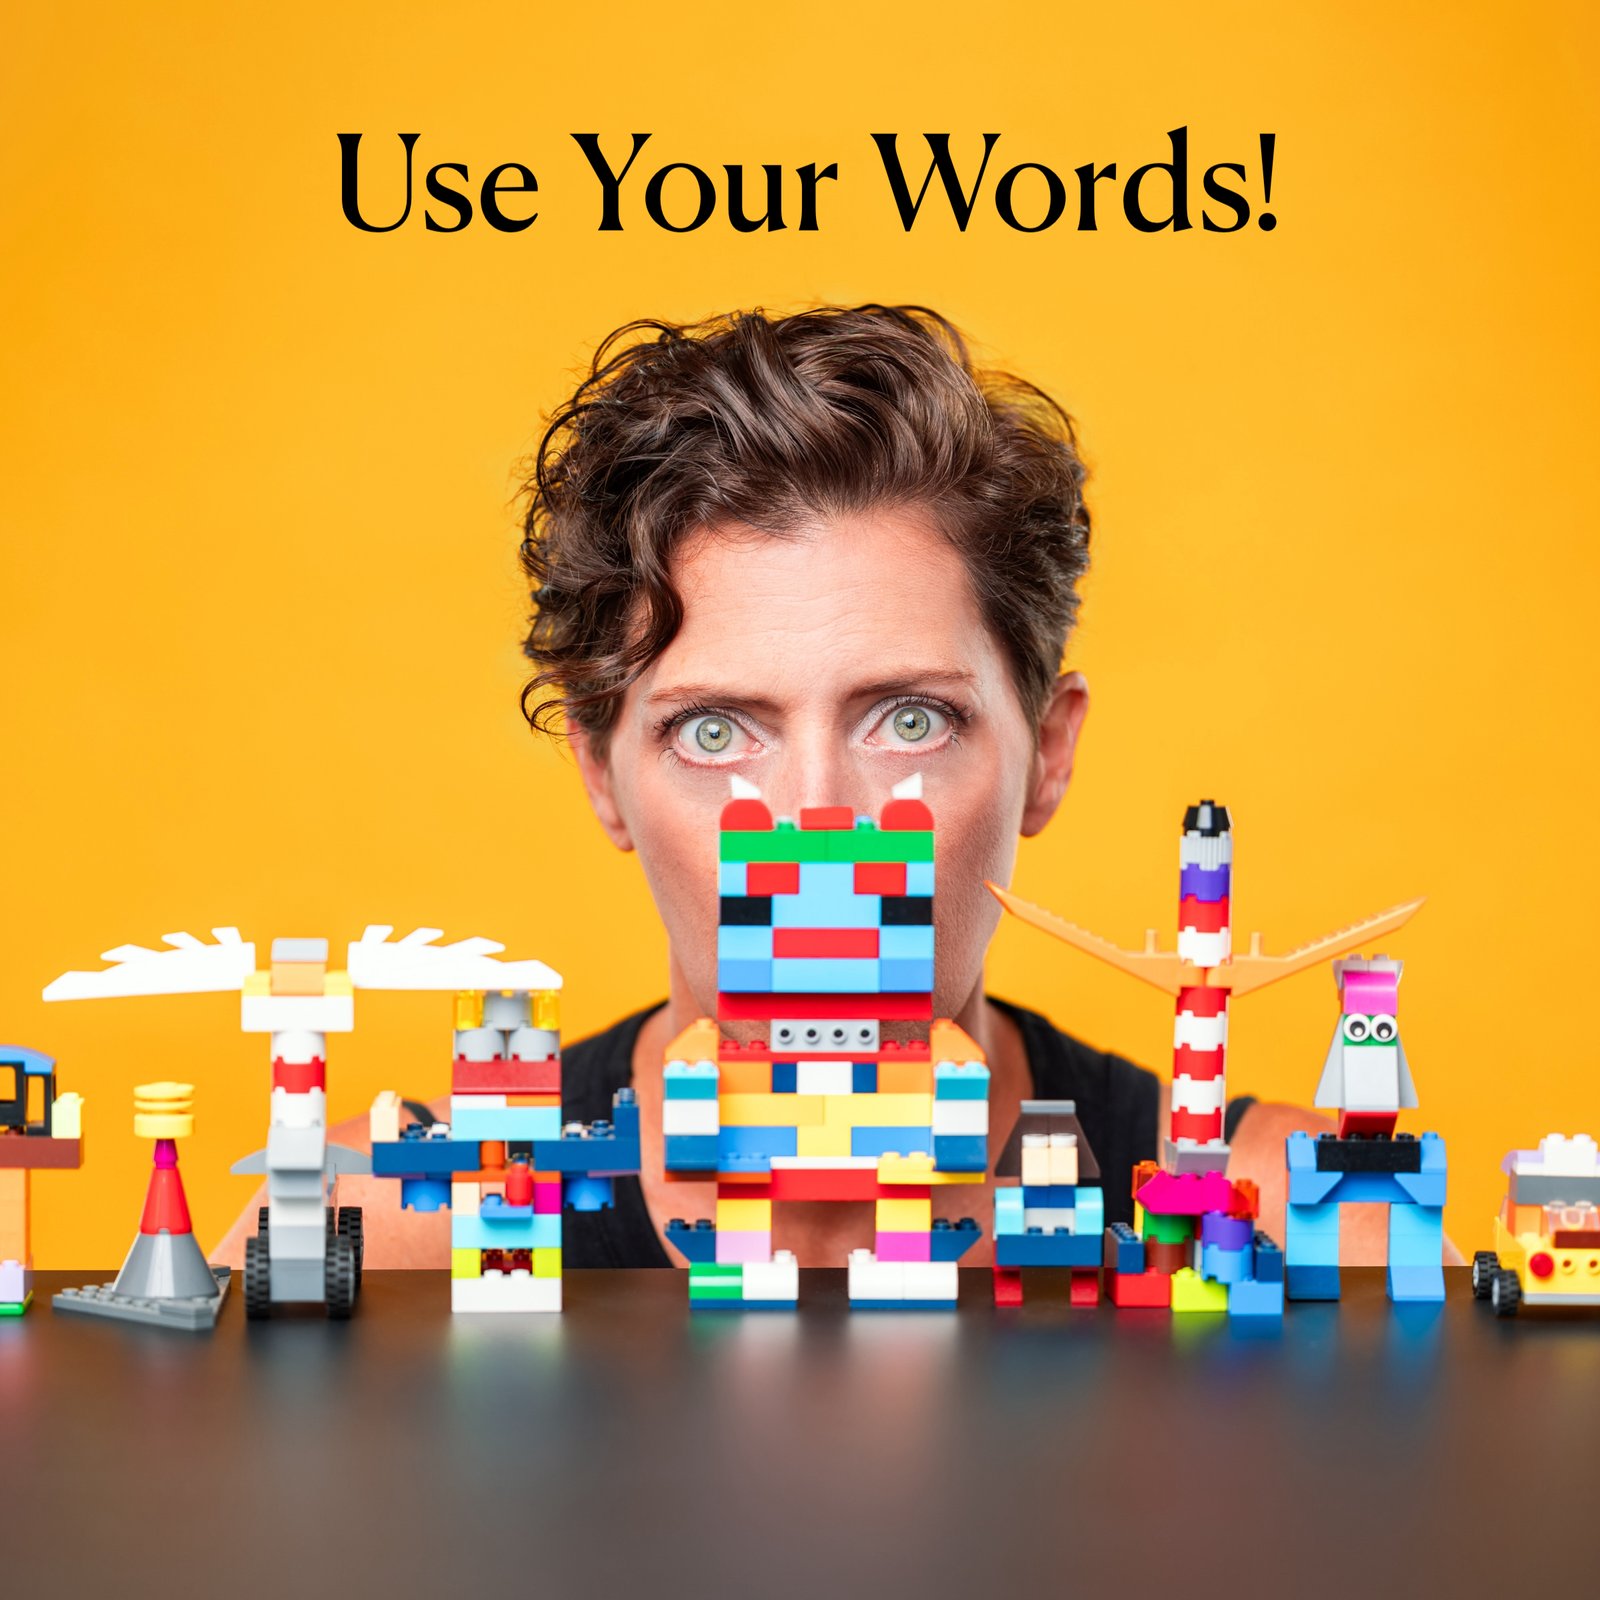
[0,1295,31,1316]
[689,1263,745,1284]
[720,831,833,863]
[826,829,934,863]
[1141,1211,1197,1243]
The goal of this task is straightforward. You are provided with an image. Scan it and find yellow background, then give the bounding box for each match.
[3,1,1596,1265]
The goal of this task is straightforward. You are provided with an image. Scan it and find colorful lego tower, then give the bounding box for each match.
[991,800,1423,1318]
[1285,956,1446,1302]
[367,937,639,1314]
[663,775,989,1310]
[0,1046,83,1316]
[55,1081,231,1330]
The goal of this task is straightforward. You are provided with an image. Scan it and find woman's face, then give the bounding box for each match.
[572,505,1087,1022]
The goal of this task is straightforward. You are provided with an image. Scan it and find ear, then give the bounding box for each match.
[568,723,636,852]
[1020,671,1089,838]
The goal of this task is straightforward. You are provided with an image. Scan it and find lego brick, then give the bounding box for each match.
[930,1219,982,1261]
[851,1062,878,1093]
[933,1062,990,1099]
[877,1231,933,1262]
[663,1099,718,1136]
[934,1134,988,1172]
[796,1060,854,1096]
[748,861,800,895]
[718,959,774,992]
[0,1138,83,1171]
[719,861,749,895]
[994,1187,1024,1235]
[720,894,775,925]
[932,1101,988,1136]
[716,1197,773,1231]
[855,861,906,896]
[1171,1266,1229,1313]
[774,928,878,959]
[852,1126,932,1158]
[1109,1268,1171,1307]
[1251,1230,1285,1282]
[451,1213,561,1252]
[53,1269,231,1330]
[996,1233,1102,1268]
[1136,1168,1233,1216]
[665,1219,720,1262]
[879,960,934,991]
[451,1247,481,1279]
[799,805,855,829]
[451,1274,562,1313]
[718,990,932,1020]
[718,1125,800,1160]
[825,1092,933,1128]
[1106,1221,1146,1274]
[794,1124,854,1157]
[1227,1277,1285,1318]
[1199,1242,1249,1283]
[721,1092,824,1127]
[880,895,933,925]
[718,926,775,959]
[875,1196,932,1231]
[664,1061,720,1097]
[715,1230,773,1264]
[373,1136,480,1177]
[721,829,833,862]
[665,1134,719,1170]
[878,1060,933,1092]
[771,957,880,992]
[1313,1134,1424,1174]
[880,924,935,961]
[827,830,933,863]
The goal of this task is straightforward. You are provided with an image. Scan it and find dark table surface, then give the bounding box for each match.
[3,1268,1596,1598]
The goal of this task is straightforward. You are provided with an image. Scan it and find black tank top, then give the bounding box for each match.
[559,997,1255,1266]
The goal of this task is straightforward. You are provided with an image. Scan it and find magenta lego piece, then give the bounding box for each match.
[1136,1168,1234,1215]
[534,1182,563,1214]
[876,1231,933,1262]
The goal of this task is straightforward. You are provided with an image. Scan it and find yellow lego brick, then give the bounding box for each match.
[824,1093,932,1128]
[532,990,560,1031]
[50,1092,83,1140]
[132,1081,194,1140]
[720,1093,824,1127]
[930,1018,986,1066]
[1171,1267,1228,1313]
[454,992,484,1030]
[533,1247,562,1279]
[719,1060,771,1094]
[716,1197,773,1231]
[1021,1147,1052,1187]
[877,1060,934,1093]
[876,1153,985,1186]
[451,1181,481,1216]
[665,1017,720,1064]
[370,1090,402,1144]
[797,1124,854,1157]
[508,1093,560,1108]
[451,1248,481,1280]
[875,1197,932,1231]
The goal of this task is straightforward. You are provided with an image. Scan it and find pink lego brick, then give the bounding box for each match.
[0,1259,29,1303]
[875,1231,932,1262]
[534,1182,563,1214]
[715,1229,773,1264]
[1136,1168,1234,1215]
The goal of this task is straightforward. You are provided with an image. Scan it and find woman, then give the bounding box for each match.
[213,303,1389,1270]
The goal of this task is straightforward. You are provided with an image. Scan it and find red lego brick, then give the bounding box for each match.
[773,928,879,959]
[1169,1107,1224,1143]
[271,1058,326,1094]
[748,861,800,895]
[1178,895,1229,933]
[721,798,774,830]
[767,1168,883,1202]
[854,861,907,896]
[993,1266,1024,1308]
[1069,1268,1102,1308]
[1176,985,1228,1016]
[881,797,934,831]
[452,1057,561,1095]
[1109,1269,1172,1307]
[1226,1179,1260,1220]
[717,991,933,1020]
[1173,1046,1225,1079]
[799,805,854,830]
[1146,1239,1191,1276]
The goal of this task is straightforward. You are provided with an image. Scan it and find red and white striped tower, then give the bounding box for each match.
[1169,800,1232,1172]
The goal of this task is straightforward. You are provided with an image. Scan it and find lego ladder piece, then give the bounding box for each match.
[1,1045,86,1316]
[54,1082,231,1332]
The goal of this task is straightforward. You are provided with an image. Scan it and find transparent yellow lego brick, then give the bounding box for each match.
[797,1124,854,1157]
[824,1093,933,1128]
[533,1247,562,1279]
[454,991,485,1030]
[532,990,560,1032]
[451,1248,482,1280]
[875,1197,932,1231]
[716,1197,773,1230]
[720,1093,823,1127]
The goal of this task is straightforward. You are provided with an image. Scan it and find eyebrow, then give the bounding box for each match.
[642,669,982,713]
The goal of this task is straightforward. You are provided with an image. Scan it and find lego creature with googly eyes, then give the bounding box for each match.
[1311,956,1418,1138]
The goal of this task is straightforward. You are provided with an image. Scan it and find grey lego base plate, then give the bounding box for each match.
[52,1267,231,1332]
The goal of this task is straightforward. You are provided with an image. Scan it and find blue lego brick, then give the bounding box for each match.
[1200,1212,1253,1249]
[531,1131,640,1175]
[849,1300,959,1311]
[994,1187,1024,1236]
[1180,862,1230,902]
[451,1213,561,1252]
[1021,1184,1075,1206]
[10,1048,56,1075]
[718,959,774,993]
[1251,1230,1285,1283]
[719,1125,799,1161]
[879,925,935,960]
[905,861,934,895]
[564,1175,615,1211]
[772,957,879,992]
[1200,1241,1250,1284]
[1388,1201,1445,1265]
[934,1063,990,1099]
[1290,1167,1446,1208]
[1285,1201,1340,1266]
[665,1134,719,1170]
[879,959,934,992]
[451,1105,561,1142]
[930,1218,983,1261]
[1286,1263,1343,1301]
[665,1219,720,1263]
[664,1062,719,1098]
[718,925,774,960]
[934,1134,988,1172]
[851,1126,932,1158]
[719,861,748,896]
[479,1195,533,1222]
[1107,1221,1146,1275]
[771,1061,797,1094]
[1388,1263,1446,1302]
[851,1061,877,1093]
[372,1136,479,1178]
[717,1152,778,1178]
[1075,1188,1104,1237]
[1228,1276,1285,1318]
[398,1177,452,1212]
[996,1232,1103,1269]
[773,864,882,927]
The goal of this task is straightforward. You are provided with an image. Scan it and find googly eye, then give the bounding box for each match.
[1369,1014,1397,1044]
[1342,1014,1371,1043]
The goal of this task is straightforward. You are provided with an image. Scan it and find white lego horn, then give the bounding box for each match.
[892,773,924,800]
[729,775,762,800]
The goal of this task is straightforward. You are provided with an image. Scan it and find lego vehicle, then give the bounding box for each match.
[1472,1134,1600,1316]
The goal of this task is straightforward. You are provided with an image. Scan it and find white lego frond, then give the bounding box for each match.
[729,775,762,799]
[43,928,256,1002]
[345,925,562,992]
[891,772,924,800]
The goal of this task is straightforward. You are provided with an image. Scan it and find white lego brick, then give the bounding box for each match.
[455,1028,505,1063]
[1020,1139,1051,1189]
[347,926,561,994]
[932,1100,987,1135]
[663,1100,719,1136]
[267,1197,327,1258]
[451,1181,482,1216]
[1171,1075,1227,1116]
[507,1027,560,1062]
[901,1261,959,1300]
[1340,1047,1401,1112]
[266,1123,328,1172]
[270,1256,323,1300]
[242,992,354,1034]
[848,1251,905,1300]
[452,1093,507,1114]
[43,928,256,1001]
[797,1060,854,1096]
[1176,930,1231,968]
[370,1091,402,1143]
[451,1273,562,1314]
[1024,1207,1076,1231]
[267,1167,326,1203]
[1535,1134,1600,1175]
[742,1252,800,1302]
[769,1156,878,1170]
[1173,1011,1228,1051]
[269,1029,326,1065]
[51,1092,83,1139]
[1178,822,1232,869]
[481,992,531,1030]
[270,1085,327,1131]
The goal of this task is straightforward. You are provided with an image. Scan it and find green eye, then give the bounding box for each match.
[693,717,733,753]
[892,706,932,743]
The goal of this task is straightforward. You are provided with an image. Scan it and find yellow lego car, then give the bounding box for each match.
[1472,1134,1600,1317]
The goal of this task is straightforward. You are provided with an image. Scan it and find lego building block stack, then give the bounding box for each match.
[992,800,1423,1320]
[54,1081,231,1331]
[0,1045,83,1315]
[991,1099,1104,1307]
[1285,956,1446,1303]
[1474,1134,1600,1315]
[364,931,639,1313]
[664,774,989,1310]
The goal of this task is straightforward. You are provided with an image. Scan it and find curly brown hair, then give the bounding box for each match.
[517,304,1092,755]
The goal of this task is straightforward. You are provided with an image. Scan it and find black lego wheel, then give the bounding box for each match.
[337,1207,365,1288]
[325,1236,357,1319]
[1471,1251,1499,1299]
[244,1233,273,1320]
[1491,1268,1523,1317]
[325,1204,336,1239]
[256,1205,270,1240]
